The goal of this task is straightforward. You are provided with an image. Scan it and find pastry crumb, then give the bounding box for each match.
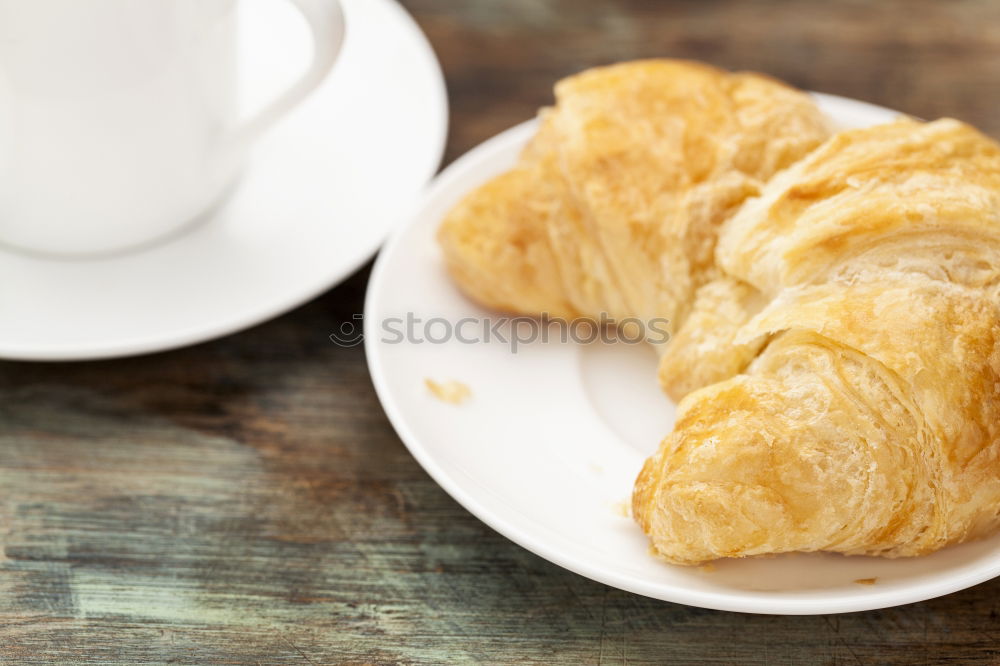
[425,379,471,405]
[854,577,877,586]
[612,500,632,518]
[698,563,716,573]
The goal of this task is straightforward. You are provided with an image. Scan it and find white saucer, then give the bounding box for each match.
[0,0,447,361]
[365,93,1000,614]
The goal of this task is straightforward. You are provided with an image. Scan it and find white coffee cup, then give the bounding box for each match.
[0,0,344,256]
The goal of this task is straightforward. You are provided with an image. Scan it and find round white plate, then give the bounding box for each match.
[365,93,1000,614]
[0,0,447,361]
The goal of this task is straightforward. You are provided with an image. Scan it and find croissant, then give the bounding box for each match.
[438,60,1000,564]
[437,59,831,333]
[635,117,1000,563]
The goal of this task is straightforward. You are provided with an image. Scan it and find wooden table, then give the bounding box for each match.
[3,0,1000,663]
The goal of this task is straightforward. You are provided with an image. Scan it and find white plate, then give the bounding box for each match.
[365,93,1000,614]
[0,0,447,361]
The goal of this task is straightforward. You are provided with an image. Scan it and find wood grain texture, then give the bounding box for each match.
[3,1,1000,663]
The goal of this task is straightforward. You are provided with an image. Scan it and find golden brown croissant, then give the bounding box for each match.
[437,59,1000,565]
[636,117,1000,563]
[438,59,831,332]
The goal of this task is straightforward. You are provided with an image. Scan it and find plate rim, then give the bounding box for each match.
[364,92,1000,614]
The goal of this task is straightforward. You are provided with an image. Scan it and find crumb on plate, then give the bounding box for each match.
[425,378,472,405]
[854,577,877,586]
[612,500,632,518]
[698,563,716,573]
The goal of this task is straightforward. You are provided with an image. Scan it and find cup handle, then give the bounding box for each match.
[230,0,345,151]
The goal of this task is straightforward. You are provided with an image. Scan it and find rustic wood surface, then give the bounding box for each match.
[3,0,1000,663]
